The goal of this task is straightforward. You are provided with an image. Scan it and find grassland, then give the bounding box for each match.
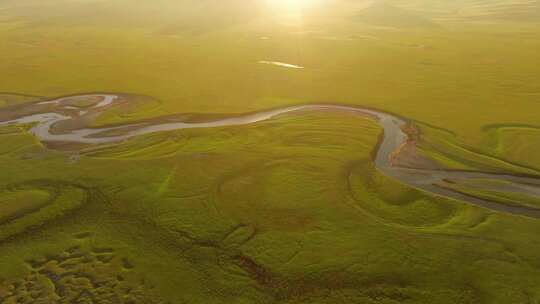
[0,111,539,303]
[438,178,540,210]
[1,0,540,303]
[0,188,51,224]
[414,122,540,175]
[1,0,538,164]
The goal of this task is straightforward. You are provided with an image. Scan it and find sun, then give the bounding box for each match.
[263,0,320,14]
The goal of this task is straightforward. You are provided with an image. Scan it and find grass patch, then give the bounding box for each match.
[483,125,540,171]
[416,122,540,175]
[441,179,540,210]
[0,181,88,242]
[348,160,458,228]
[0,188,50,224]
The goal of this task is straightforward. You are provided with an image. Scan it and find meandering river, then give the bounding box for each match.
[1,94,539,218]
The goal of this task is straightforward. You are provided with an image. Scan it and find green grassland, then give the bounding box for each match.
[440,178,540,210]
[0,111,539,303]
[414,122,540,175]
[1,0,540,303]
[1,0,538,165]
[482,125,540,170]
[0,188,51,224]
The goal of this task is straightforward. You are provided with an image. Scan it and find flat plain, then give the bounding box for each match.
[0,1,540,303]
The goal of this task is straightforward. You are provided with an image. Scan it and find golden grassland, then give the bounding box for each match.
[1,1,540,303]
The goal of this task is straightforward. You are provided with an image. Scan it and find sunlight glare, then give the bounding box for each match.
[263,0,321,14]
